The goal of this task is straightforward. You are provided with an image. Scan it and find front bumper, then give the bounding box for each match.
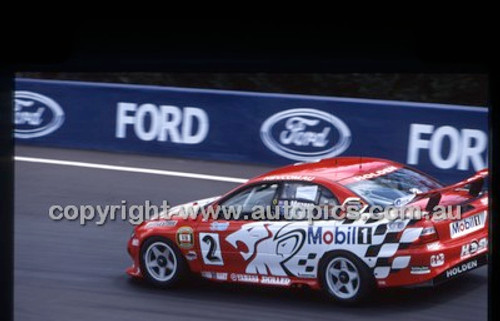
[126,236,143,278]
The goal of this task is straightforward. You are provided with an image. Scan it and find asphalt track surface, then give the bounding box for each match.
[14,146,488,321]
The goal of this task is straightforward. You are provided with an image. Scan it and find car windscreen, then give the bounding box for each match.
[344,168,443,207]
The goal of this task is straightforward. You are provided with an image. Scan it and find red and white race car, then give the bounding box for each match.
[126,157,489,303]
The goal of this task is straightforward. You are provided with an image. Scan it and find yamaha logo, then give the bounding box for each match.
[260,108,351,161]
[14,91,65,139]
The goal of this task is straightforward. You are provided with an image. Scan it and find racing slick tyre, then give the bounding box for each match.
[139,236,187,288]
[319,251,375,304]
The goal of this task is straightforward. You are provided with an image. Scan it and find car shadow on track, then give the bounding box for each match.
[125,268,487,313]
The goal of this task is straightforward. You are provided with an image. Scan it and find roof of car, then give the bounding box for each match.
[254,157,403,184]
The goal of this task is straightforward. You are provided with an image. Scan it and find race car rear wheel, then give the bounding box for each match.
[319,252,374,304]
[140,237,186,287]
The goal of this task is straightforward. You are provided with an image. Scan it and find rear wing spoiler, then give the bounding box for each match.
[409,169,488,212]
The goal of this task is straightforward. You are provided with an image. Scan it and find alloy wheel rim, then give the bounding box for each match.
[144,242,177,282]
[325,257,360,299]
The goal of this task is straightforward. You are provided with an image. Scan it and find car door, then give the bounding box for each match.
[236,181,340,279]
[195,182,280,279]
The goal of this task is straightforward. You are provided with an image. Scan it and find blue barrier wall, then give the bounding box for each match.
[15,78,488,184]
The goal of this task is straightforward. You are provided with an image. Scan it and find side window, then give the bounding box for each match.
[277,182,339,220]
[279,182,338,205]
[219,183,279,215]
[280,183,319,202]
[317,186,339,206]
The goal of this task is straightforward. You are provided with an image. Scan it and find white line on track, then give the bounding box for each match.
[14,156,249,184]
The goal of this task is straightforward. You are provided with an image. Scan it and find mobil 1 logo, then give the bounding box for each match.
[307,226,372,245]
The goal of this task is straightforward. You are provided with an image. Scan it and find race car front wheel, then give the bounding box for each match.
[140,237,186,287]
[319,252,374,304]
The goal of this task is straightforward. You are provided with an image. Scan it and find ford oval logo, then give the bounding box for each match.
[14,91,65,139]
[260,108,351,161]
